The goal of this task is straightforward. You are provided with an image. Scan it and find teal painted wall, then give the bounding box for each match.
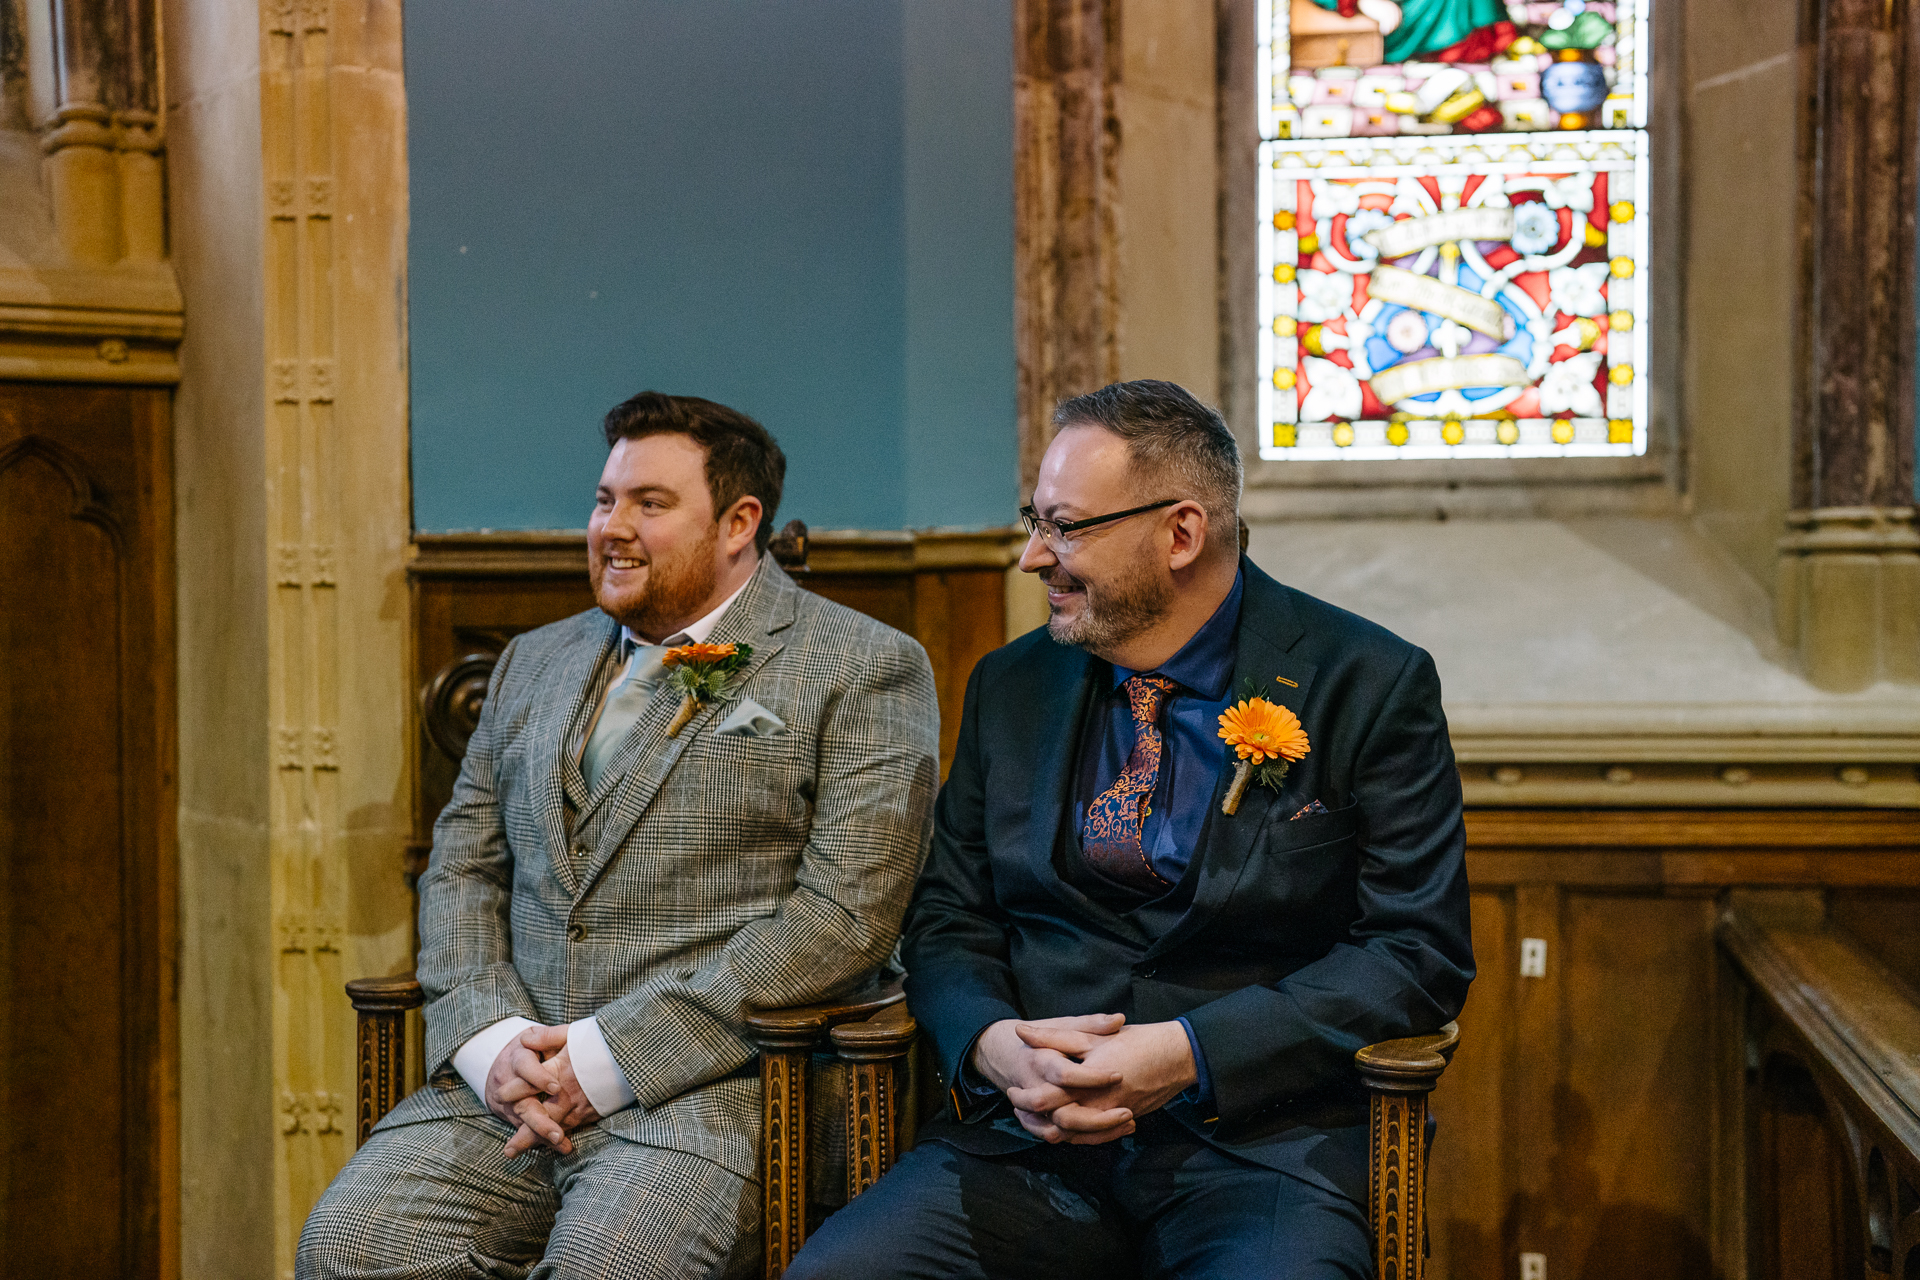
[406,0,1015,533]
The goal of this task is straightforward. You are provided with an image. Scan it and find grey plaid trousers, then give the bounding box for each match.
[297,1110,760,1280]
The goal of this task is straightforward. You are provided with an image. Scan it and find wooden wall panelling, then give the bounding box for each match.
[808,531,1016,777]
[1559,893,1716,1273]
[1423,809,1920,1280]
[407,539,595,882]
[0,382,175,1278]
[1753,1051,1852,1280]
[1507,881,1562,1273]
[407,530,1021,865]
[908,568,1005,775]
[1426,887,1513,1276]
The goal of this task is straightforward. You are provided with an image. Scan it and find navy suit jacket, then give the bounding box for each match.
[902,557,1474,1202]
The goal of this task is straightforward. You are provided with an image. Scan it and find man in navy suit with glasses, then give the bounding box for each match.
[790,379,1474,1279]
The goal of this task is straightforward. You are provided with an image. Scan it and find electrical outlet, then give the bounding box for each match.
[1520,937,1547,978]
[1520,1252,1546,1280]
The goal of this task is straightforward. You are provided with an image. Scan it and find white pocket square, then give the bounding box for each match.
[713,697,787,738]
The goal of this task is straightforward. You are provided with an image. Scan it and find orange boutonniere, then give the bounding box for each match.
[660,641,754,737]
[1216,685,1311,815]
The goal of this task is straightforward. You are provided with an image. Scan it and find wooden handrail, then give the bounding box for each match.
[1718,901,1920,1167]
[1716,892,1920,1276]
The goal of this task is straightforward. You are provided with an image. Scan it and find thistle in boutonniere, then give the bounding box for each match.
[1216,688,1311,816]
[661,641,753,737]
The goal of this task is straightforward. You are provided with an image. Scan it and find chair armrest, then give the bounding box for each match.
[347,974,425,1014]
[1355,1022,1459,1280]
[347,974,425,1146]
[744,974,905,1052]
[749,973,905,1273]
[1355,1022,1459,1094]
[828,1000,915,1060]
[830,1002,918,1211]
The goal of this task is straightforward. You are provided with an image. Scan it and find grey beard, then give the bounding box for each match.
[1046,571,1174,655]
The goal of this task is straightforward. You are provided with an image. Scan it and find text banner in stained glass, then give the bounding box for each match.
[1256,1,1651,461]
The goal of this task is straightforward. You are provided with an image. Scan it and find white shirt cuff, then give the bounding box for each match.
[451,1016,537,1104]
[567,1016,639,1118]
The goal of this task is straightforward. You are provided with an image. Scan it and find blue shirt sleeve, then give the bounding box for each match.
[1177,1016,1216,1114]
[953,1028,1006,1120]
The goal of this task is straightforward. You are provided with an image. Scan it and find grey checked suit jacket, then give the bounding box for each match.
[381,556,940,1181]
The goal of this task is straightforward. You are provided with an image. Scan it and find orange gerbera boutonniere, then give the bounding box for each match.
[1216,691,1311,815]
[660,641,754,737]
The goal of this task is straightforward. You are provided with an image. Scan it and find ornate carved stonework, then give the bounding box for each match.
[0,0,181,382]
[1782,0,1920,689]
[251,0,414,1265]
[1776,507,1920,691]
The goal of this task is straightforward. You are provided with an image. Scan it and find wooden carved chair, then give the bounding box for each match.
[348,976,1455,1278]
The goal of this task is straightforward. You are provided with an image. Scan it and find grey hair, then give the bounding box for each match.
[1051,380,1244,551]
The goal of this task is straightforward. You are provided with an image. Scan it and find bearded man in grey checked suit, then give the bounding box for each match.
[299,392,940,1279]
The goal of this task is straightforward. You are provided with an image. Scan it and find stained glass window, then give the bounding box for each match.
[1257,0,1650,460]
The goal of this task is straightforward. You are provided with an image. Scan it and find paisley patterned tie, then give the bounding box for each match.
[1081,673,1180,893]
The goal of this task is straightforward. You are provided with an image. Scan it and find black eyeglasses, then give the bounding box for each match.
[1019,498,1180,551]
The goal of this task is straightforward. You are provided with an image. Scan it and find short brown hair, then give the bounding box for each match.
[602,392,786,554]
[1052,380,1243,550]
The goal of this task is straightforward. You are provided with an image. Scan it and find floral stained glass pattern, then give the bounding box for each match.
[1257,0,1650,460]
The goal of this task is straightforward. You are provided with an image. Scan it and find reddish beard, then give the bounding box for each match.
[591,522,722,636]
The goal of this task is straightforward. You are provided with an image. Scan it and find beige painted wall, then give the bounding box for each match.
[1115,0,1220,404]
[1681,0,1801,592]
[166,0,414,1271]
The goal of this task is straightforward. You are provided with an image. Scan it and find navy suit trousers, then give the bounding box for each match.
[785,1116,1372,1280]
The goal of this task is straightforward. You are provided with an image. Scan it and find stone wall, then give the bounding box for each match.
[166,0,415,1271]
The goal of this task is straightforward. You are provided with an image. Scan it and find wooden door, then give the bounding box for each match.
[0,382,174,1276]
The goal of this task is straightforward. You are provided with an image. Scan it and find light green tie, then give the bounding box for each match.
[581,638,683,793]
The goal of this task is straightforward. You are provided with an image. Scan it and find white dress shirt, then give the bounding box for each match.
[451,575,753,1118]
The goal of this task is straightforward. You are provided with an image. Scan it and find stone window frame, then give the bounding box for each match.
[1216,0,1687,521]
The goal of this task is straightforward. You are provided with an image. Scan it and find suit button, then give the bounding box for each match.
[568,924,587,941]
[571,844,588,859]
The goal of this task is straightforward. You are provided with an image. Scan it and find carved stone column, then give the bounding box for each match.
[1781,0,1920,689]
[1777,508,1920,689]
[251,0,416,1264]
[36,0,166,265]
[42,0,121,262]
[1014,0,1121,490]
[115,0,165,263]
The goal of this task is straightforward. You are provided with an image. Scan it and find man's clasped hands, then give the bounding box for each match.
[486,1025,601,1157]
[970,1013,1198,1145]
[484,1011,1197,1157]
